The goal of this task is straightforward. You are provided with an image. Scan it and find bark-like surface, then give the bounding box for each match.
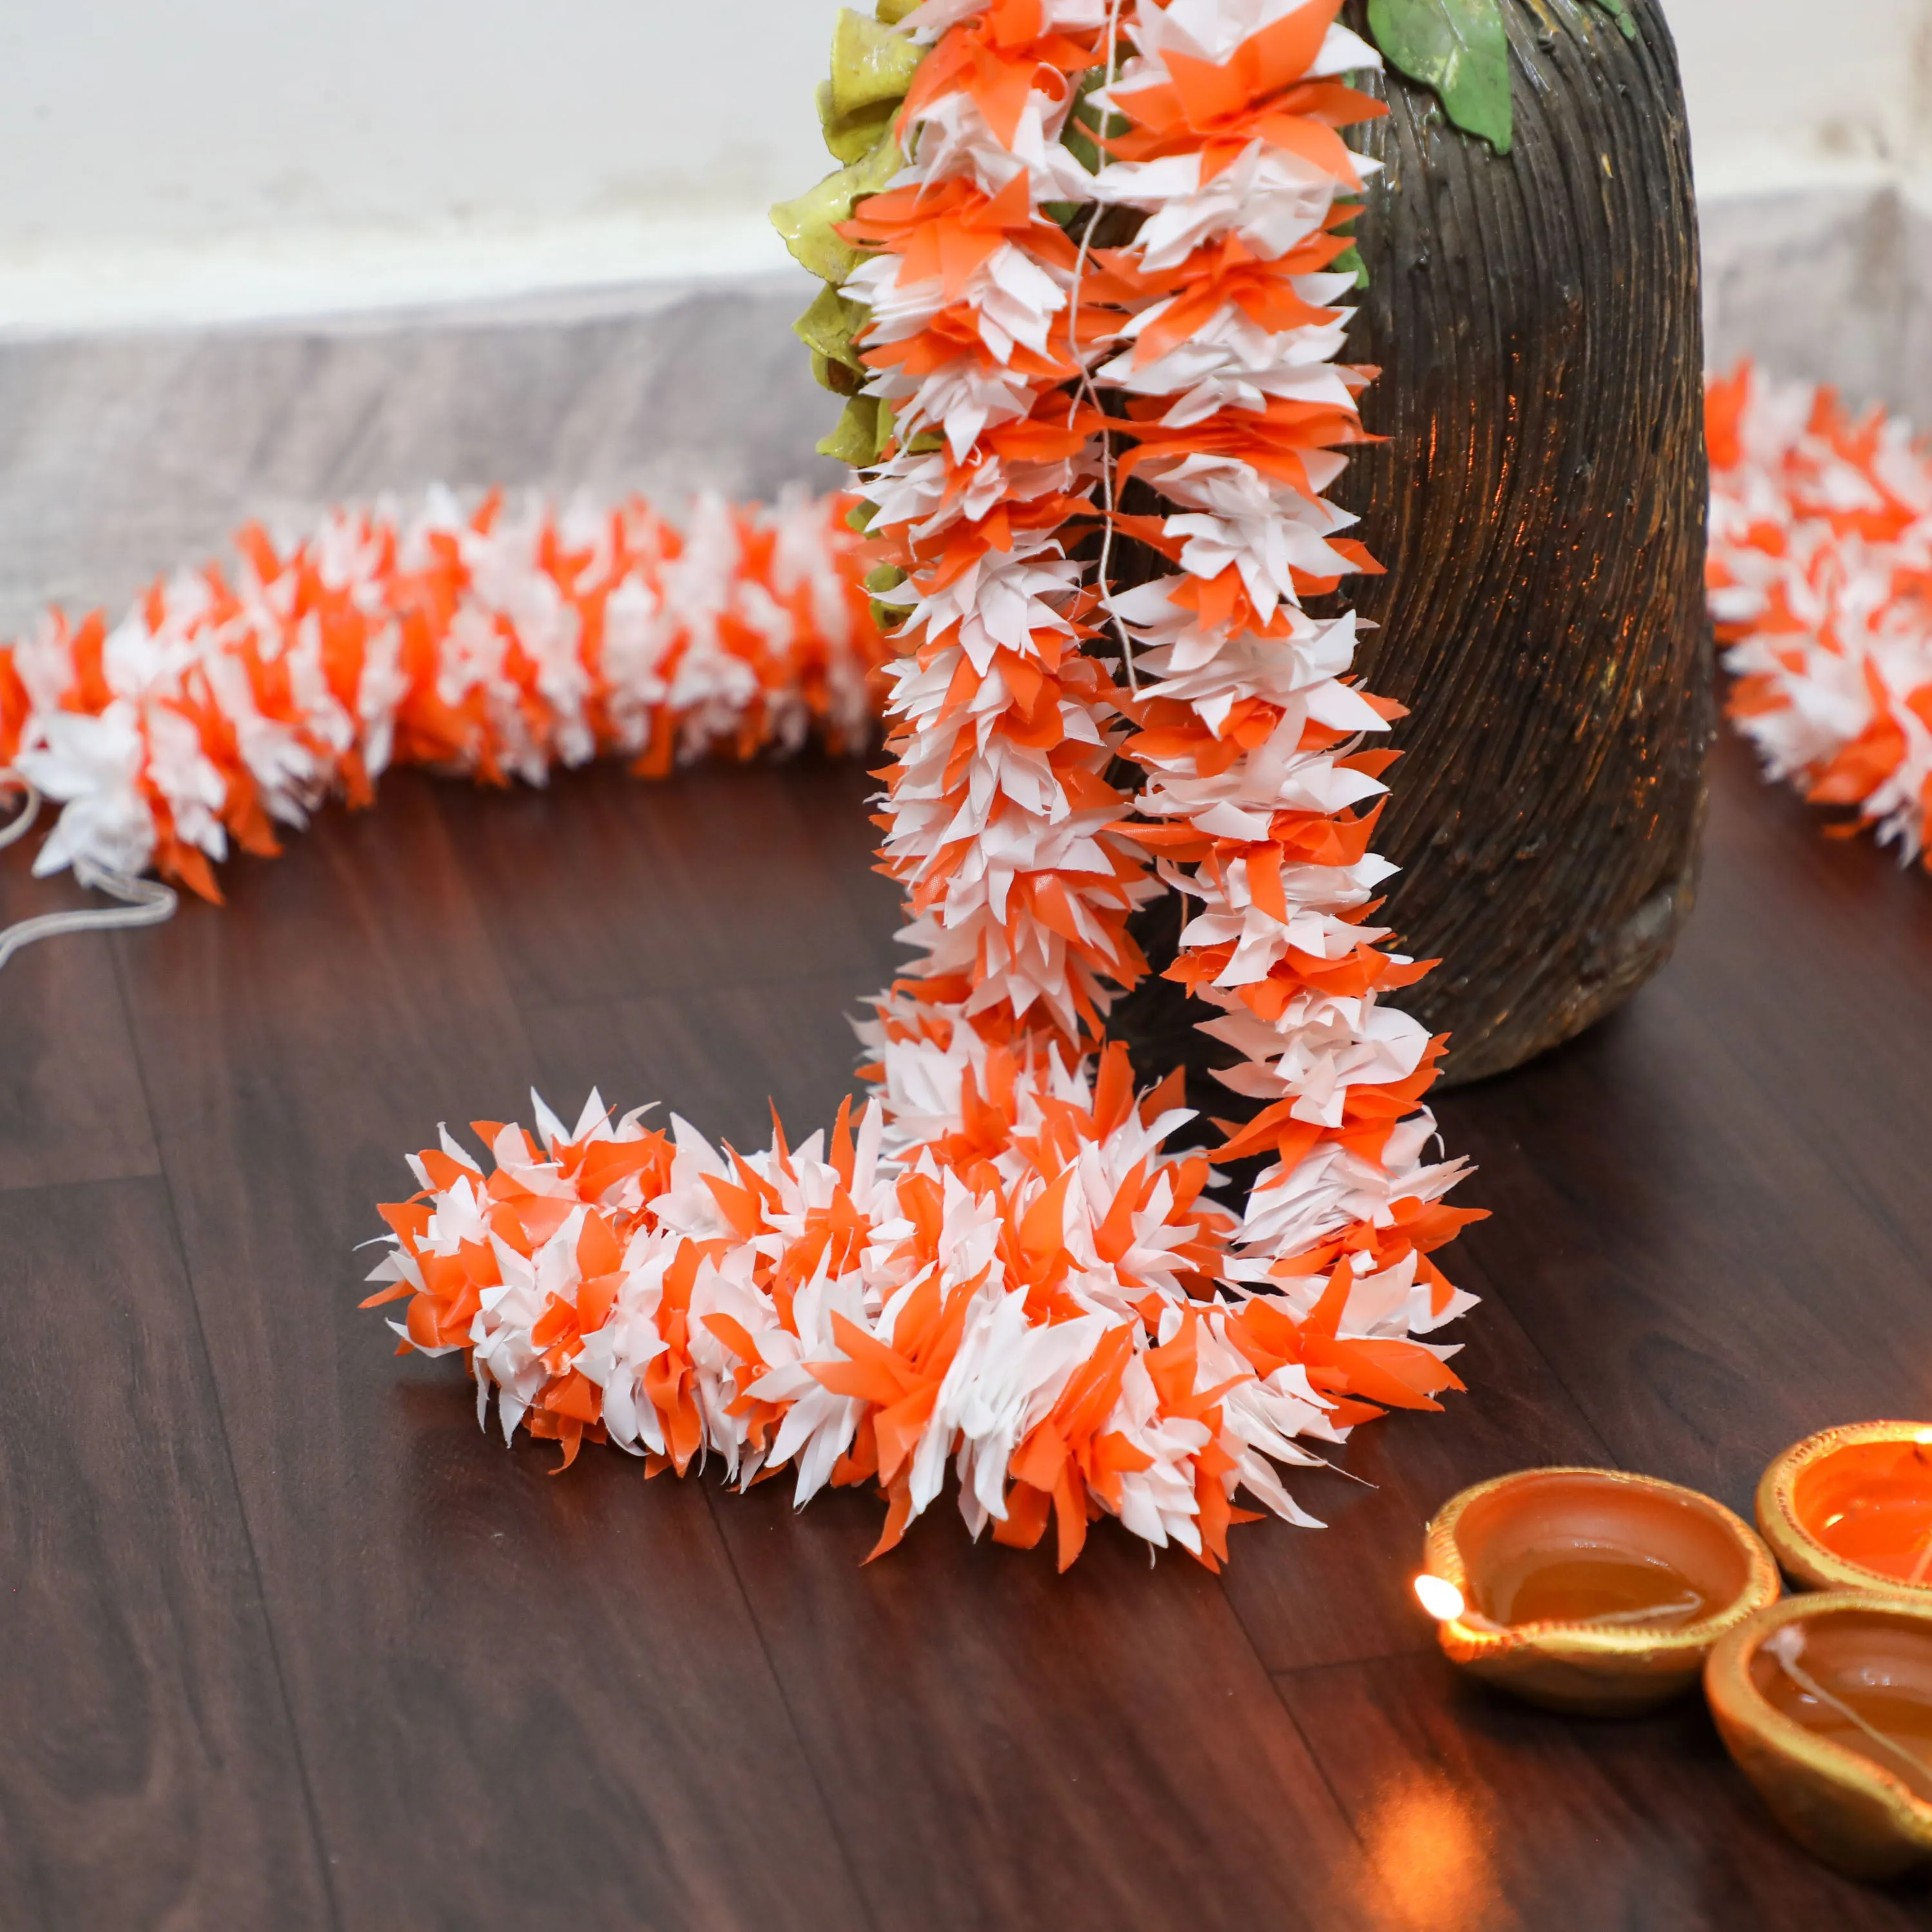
[1117,0,1711,1094]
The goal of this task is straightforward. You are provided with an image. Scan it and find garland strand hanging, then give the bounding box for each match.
[359,0,1485,1574]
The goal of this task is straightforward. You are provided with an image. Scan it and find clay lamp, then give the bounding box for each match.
[1757,1423,1932,1599]
[1414,1466,1781,1714]
[1707,1593,1932,1878]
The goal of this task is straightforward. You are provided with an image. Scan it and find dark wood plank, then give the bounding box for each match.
[446,755,903,1011]
[1438,983,1932,1506]
[1218,1296,1609,1672]
[0,862,160,1191]
[6,686,1927,1926]
[114,772,871,1932]
[1672,734,1932,1264]
[1279,1651,1929,1931]
[0,1178,333,1930]
[707,1474,1376,1932]
[522,973,883,1155]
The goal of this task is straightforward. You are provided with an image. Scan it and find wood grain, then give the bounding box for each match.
[0,866,158,1191]
[1279,1651,1927,1932]
[707,1473,1376,1932]
[1338,0,1713,1081]
[1,281,1929,1925]
[0,716,1924,1927]
[0,1179,332,1930]
[108,772,869,1931]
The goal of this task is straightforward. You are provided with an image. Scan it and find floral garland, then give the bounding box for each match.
[364,0,1484,1573]
[1707,363,1932,870]
[0,489,882,902]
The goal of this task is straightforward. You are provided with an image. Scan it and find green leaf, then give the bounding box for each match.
[1588,0,1639,41]
[1365,0,1512,155]
[818,82,899,163]
[828,8,923,120]
[817,395,882,466]
[794,283,871,374]
[1332,241,1368,289]
[770,132,904,283]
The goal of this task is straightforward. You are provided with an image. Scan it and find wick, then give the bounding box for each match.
[1558,1592,1704,1629]
[1427,1596,1703,1636]
[1768,1633,1929,1789]
[1904,1522,1932,1588]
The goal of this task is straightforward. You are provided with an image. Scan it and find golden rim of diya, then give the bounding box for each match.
[1757,1421,1932,1599]
[1705,1592,1932,1879]
[1421,1466,1782,1714]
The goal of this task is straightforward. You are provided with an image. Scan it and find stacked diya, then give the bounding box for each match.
[1414,1426,1932,1879]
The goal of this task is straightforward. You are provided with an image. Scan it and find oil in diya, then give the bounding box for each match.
[1757,1423,1932,1598]
[1707,1594,1932,1878]
[1415,1467,1781,1714]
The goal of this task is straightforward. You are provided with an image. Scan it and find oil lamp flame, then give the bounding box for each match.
[1414,1573,1466,1622]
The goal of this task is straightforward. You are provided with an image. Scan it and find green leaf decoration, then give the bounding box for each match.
[785,0,925,470]
[817,9,923,160]
[810,350,863,397]
[828,8,923,118]
[1588,0,1639,41]
[1332,241,1368,289]
[817,395,882,466]
[795,283,871,375]
[770,131,904,283]
[819,84,899,164]
[1365,0,1512,155]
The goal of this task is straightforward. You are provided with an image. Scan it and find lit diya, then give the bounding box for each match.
[1415,1467,1780,1714]
[1757,1423,1932,1598]
[1707,1593,1932,1877]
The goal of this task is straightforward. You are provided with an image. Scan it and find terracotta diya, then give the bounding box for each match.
[1757,1423,1932,1599]
[1707,1593,1932,1878]
[1416,1467,1781,1714]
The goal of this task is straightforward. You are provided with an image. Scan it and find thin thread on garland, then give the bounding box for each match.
[364,0,1486,1574]
[1707,363,1932,869]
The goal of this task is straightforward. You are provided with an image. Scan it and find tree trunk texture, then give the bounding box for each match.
[1114,0,1712,1101]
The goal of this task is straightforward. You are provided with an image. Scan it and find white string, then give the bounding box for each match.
[1063,0,1139,691]
[0,774,38,851]
[0,859,178,974]
[0,770,178,972]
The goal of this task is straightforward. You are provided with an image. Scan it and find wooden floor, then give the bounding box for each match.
[0,714,1927,1931]
[2,301,1930,1929]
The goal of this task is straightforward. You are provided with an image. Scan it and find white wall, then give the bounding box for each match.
[1672,0,1932,196]
[0,0,851,329]
[0,0,1923,331]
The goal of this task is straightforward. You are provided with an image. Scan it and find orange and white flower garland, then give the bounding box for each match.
[0,488,882,901]
[366,0,1485,1573]
[1707,363,1932,869]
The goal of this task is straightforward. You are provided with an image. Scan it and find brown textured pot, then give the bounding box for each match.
[1115,0,1712,1094]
